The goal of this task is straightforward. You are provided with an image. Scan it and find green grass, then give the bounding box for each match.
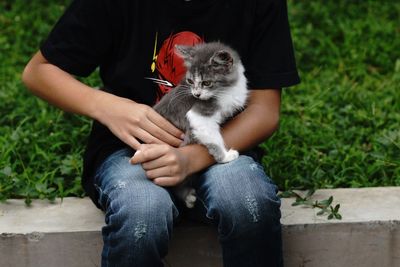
[0,0,399,203]
[262,0,400,189]
[0,0,97,203]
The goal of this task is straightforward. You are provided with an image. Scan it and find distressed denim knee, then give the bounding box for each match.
[211,184,281,242]
[196,155,283,267]
[94,148,178,267]
[198,155,281,239]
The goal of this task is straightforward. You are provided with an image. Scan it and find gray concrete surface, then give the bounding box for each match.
[1,187,400,267]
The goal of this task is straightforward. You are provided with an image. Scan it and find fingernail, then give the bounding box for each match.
[180,134,185,140]
[130,150,141,164]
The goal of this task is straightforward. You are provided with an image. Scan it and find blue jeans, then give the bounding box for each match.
[94,148,283,267]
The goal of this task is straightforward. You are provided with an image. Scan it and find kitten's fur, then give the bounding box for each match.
[153,42,248,207]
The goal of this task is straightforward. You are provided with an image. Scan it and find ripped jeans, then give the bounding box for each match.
[94,148,283,267]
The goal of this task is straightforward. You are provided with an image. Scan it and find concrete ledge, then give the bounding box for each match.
[1,187,400,267]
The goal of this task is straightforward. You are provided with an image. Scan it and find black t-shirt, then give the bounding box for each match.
[40,0,300,207]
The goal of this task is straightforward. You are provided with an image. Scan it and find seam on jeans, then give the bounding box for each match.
[104,213,112,267]
[93,184,105,211]
[104,191,114,214]
[94,183,114,213]
[195,195,215,221]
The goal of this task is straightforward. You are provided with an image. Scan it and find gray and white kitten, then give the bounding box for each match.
[153,42,248,207]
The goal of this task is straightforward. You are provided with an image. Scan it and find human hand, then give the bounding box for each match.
[95,95,184,150]
[129,144,191,186]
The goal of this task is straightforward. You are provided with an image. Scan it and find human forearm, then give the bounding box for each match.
[222,89,281,150]
[22,51,183,149]
[22,51,111,120]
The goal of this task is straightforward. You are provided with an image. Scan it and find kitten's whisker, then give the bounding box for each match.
[165,88,191,109]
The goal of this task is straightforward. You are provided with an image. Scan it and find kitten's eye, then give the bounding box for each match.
[202,81,212,87]
[187,78,194,84]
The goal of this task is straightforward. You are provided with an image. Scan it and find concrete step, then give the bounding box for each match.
[1,187,400,267]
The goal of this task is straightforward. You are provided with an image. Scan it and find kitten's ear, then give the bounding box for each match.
[211,50,233,69]
[175,45,194,60]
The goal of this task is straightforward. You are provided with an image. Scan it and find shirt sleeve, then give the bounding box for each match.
[40,0,113,77]
[245,0,300,89]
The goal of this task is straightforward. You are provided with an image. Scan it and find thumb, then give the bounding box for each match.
[129,149,143,165]
[129,144,151,164]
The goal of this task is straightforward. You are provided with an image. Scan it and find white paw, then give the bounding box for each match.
[220,149,239,163]
[185,188,197,208]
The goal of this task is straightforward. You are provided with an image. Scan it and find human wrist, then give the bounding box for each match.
[91,90,131,123]
[88,90,109,122]
[179,144,215,175]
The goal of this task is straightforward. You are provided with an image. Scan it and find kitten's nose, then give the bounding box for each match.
[193,92,201,98]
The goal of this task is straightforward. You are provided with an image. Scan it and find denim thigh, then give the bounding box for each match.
[94,148,179,267]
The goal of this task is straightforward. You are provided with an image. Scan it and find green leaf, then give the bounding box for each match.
[303,200,314,206]
[25,196,32,206]
[292,201,304,206]
[334,204,341,212]
[335,213,342,220]
[305,189,316,199]
[317,209,326,216]
[35,182,47,193]
[279,191,296,198]
[327,196,333,206]
[0,166,12,176]
[320,196,334,206]
[46,187,56,194]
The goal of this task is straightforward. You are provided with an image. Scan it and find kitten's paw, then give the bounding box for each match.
[185,188,197,209]
[220,149,239,163]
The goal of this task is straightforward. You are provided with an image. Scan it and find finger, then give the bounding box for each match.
[140,118,183,147]
[153,177,179,187]
[123,134,141,150]
[141,155,169,170]
[130,144,169,164]
[133,127,165,145]
[147,109,184,139]
[145,166,174,179]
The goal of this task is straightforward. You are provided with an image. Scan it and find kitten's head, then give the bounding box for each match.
[175,42,242,100]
